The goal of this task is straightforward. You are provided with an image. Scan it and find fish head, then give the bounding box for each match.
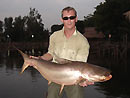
[94,73,112,82]
[95,69,112,82]
[81,66,112,82]
[82,72,112,82]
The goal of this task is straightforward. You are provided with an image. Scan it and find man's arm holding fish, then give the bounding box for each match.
[30,53,53,61]
[79,77,94,87]
[75,39,94,87]
[30,53,94,87]
[29,37,94,87]
[40,53,53,61]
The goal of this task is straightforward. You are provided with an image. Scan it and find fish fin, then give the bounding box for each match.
[75,76,86,85]
[59,84,64,95]
[17,48,29,61]
[16,48,30,74]
[20,63,29,74]
[48,81,51,85]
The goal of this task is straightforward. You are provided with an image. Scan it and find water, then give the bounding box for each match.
[0,50,129,98]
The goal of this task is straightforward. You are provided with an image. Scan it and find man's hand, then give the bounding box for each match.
[29,56,40,59]
[30,53,53,61]
[79,79,94,87]
[29,56,40,67]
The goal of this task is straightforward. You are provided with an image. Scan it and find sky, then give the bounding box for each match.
[0,0,105,30]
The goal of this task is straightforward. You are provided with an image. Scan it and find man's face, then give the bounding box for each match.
[61,10,77,30]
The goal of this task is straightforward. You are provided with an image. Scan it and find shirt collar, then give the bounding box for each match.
[62,27,77,36]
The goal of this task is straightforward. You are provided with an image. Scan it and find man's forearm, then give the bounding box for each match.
[40,53,53,61]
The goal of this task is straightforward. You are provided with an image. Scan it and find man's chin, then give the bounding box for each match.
[64,26,74,30]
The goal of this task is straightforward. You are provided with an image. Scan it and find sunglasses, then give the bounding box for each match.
[62,16,76,20]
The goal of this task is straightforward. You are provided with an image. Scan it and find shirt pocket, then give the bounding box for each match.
[54,41,64,55]
[67,49,77,60]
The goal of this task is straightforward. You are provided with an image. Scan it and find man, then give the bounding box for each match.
[40,6,91,98]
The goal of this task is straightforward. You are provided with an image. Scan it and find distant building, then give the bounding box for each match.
[83,27,105,39]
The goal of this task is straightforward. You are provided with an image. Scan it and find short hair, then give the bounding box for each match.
[61,6,77,17]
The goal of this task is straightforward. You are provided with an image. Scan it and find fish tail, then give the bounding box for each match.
[16,48,30,74]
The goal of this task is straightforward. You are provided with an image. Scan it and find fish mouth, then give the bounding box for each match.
[101,74,112,81]
[105,74,112,80]
[99,74,112,82]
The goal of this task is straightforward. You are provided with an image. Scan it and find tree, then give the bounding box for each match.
[83,14,95,27]
[4,17,13,41]
[93,0,130,40]
[51,24,63,34]
[76,20,85,34]
[13,16,25,42]
[0,20,3,33]
[3,8,49,42]
[24,8,48,42]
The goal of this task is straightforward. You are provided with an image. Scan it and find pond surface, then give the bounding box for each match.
[0,50,130,98]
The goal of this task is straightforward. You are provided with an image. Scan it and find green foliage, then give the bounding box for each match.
[94,0,130,40]
[76,20,85,34]
[0,20,3,32]
[84,14,95,27]
[51,24,63,34]
[3,8,49,42]
[4,17,14,41]
[84,0,130,41]
[13,16,25,41]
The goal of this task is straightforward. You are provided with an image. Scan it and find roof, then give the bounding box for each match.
[83,27,105,38]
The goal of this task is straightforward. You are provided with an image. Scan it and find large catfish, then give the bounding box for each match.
[18,49,112,94]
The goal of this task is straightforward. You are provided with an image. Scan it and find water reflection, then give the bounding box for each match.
[0,50,129,98]
[88,55,130,98]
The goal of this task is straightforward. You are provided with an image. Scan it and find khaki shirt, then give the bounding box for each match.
[48,27,90,63]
